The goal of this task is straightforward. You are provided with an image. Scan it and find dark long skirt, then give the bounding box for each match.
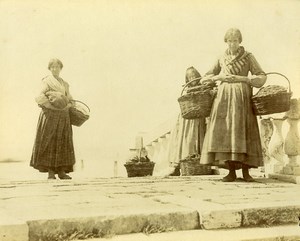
[30,108,75,173]
[200,82,263,169]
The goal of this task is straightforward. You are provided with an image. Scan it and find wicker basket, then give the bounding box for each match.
[178,79,216,119]
[69,100,90,127]
[124,162,155,177]
[252,72,292,115]
[180,158,213,176]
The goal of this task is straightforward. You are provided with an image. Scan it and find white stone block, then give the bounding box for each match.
[200,210,242,230]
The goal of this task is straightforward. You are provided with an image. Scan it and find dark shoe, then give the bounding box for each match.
[222,175,236,182]
[48,170,56,179]
[58,174,72,179]
[222,162,237,182]
[242,165,255,182]
[243,175,255,182]
[58,172,72,179]
[222,171,236,182]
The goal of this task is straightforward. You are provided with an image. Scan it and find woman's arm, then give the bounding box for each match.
[248,74,267,88]
[227,75,250,83]
[221,74,266,87]
[200,59,221,85]
[64,81,73,101]
[35,81,65,110]
[248,54,267,88]
[35,81,52,108]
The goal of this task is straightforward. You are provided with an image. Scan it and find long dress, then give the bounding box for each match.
[30,75,75,173]
[200,46,266,169]
[167,115,206,167]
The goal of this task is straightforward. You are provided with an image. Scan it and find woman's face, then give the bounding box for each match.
[186,69,199,86]
[227,36,240,54]
[49,63,62,76]
[187,69,198,81]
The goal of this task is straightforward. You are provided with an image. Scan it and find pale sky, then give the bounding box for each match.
[0,0,299,176]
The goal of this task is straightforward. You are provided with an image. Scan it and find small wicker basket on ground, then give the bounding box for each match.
[124,155,155,177]
[180,155,213,176]
[69,100,90,127]
[178,79,216,119]
[252,72,292,115]
[124,161,155,177]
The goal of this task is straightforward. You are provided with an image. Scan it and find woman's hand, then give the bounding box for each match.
[216,74,251,84]
[200,74,250,84]
[212,74,234,83]
[231,75,251,84]
[46,91,69,109]
[200,74,217,85]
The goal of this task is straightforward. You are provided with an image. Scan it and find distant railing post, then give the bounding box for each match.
[283,99,300,175]
[268,118,286,174]
[114,161,118,177]
[259,118,273,175]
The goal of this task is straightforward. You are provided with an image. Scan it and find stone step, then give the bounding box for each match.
[73,225,300,241]
[1,205,299,241]
[1,176,300,240]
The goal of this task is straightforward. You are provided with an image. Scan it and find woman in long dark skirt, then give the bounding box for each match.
[30,58,75,179]
[200,28,267,182]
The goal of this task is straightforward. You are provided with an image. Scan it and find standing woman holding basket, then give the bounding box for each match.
[200,28,267,182]
[30,58,76,179]
[164,67,207,176]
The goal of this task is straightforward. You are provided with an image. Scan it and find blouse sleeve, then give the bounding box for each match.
[35,79,65,110]
[64,81,73,101]
[205,58,221,76]
[35,81,52,107]
[248,54,267,88]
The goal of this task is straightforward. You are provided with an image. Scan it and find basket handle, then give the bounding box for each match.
[71,100,90,112]
[265,72,291,93]
[181,77,202,96]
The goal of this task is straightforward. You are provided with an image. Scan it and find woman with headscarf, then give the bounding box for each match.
[200,28,267,182]
[162,67,206,176]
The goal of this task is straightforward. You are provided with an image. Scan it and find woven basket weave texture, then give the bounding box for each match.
[180,159,213,176]
[251,72,292,116]
[178,88,215,119]
[124,162,155,177]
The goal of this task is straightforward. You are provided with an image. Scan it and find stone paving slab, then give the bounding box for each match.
[269,173,300,184]
[27,211,199,241]
[81,225,300,241]
[0,176,300,240]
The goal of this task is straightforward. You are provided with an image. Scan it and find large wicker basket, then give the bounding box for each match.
[69,100,90,127]
[252,72,292,115]
[178,79,216,119]
[180,157,213,176]
[124,162,155,177]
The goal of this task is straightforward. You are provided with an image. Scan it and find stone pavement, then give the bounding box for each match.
[85,225,300,241]
[0,175,300,241]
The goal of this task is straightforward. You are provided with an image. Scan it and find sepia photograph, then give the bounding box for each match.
[0,0,300,240]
